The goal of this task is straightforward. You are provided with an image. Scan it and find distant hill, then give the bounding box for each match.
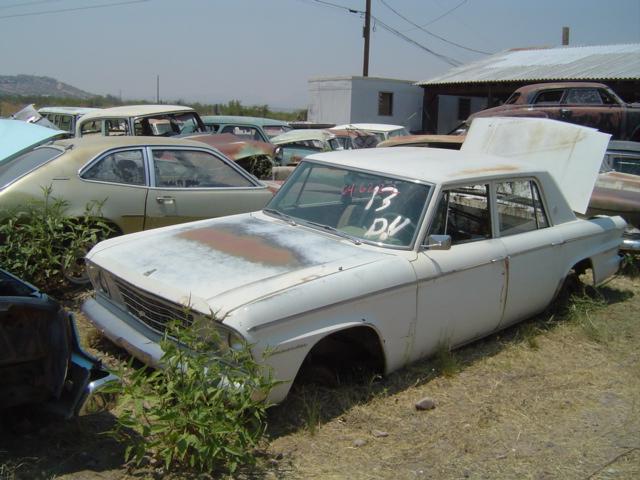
[0,74,95,99]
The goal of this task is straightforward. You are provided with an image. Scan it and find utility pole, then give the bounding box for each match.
[156,75,160,104]
[363,0,371,77]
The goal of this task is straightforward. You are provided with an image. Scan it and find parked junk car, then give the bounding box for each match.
[9,104,61,131]
[601,140,640,176]
[270,129,342,165]
[187,132,276,180]
[39,106,102,135]
[75,105,208,138]
[82,118,625,404]
[0,136,275,237]
[1,268,116,417]
[377,134,465,149]
[329,128,380,149]
[333,123,410,141]
[465,82,640,141]
[201,115,292,142]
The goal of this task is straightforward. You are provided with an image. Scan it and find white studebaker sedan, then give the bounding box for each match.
[82,119,626,403]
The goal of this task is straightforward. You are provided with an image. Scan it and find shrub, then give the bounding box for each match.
[0,186,113,292]
[109,319,275,475]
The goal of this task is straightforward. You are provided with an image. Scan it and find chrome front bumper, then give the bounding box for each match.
[82,296,164,368]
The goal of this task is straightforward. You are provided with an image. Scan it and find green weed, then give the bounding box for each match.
[107,318,275,475]
[0,186,112,292]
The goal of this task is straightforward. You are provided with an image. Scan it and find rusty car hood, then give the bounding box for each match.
[187,133,275,160]
[86,213,392,316]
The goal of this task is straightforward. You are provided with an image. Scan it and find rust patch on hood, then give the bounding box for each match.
[178,226,299,266]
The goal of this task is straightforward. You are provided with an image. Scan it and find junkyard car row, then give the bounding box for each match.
[1,91,638,411]
[82,118,626,403]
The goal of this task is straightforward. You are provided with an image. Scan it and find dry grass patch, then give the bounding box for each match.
[267,275,640,479]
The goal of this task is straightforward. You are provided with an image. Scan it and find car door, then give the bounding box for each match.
[77,148,149,233]
[144,147,272,229]
[410,183,507,360]
[560,88,624,137]
[493,178,565,328]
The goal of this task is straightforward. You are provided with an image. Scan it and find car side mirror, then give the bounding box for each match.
[423,234,452,250]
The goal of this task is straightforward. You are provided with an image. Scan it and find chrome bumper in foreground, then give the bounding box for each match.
[82,296,164,368]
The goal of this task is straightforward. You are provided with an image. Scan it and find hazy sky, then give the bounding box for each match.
[1,0,639,109]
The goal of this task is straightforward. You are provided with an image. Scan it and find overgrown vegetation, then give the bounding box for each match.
[107,319,275,475]
[1,94,307,122]
[0,187,112,293]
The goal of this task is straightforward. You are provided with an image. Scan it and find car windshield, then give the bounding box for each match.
[266,161,430,248]
[0,146,61,190]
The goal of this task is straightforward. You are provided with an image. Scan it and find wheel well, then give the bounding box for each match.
[295,326,386,386]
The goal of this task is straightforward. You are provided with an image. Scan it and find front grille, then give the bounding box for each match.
[113,277,194,334]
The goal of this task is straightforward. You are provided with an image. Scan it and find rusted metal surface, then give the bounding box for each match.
[377,134,465,149]
[468,82,640,141]
[189,133,275,160]
[179,224,300,266]
[588,172,640,227]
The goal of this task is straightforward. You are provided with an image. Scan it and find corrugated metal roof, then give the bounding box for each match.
[417,44,640,85]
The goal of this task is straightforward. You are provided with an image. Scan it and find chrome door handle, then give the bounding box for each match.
[551,240,566,246]
[156,196,175,205]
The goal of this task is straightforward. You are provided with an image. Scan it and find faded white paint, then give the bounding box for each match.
[83,119,626,404]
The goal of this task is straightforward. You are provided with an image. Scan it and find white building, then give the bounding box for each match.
[307,76,423,132]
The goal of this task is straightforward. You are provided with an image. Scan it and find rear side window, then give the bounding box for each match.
[81,150,146,185]
[0,147,62,189]
[151,149,254,188]
[565,88,602,104]
[496,180,548,236]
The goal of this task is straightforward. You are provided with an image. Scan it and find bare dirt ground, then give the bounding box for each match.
[1,273,638,480]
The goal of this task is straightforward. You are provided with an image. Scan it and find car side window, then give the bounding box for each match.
[152,149,254,188]
[430,184,491,244]
[105,118,129,136]
[81,150,146,185]
[80,120,103,137]
[496,180,548,236]
[57,115,72,132]
[565,88,602,105]
[533,90,563,104]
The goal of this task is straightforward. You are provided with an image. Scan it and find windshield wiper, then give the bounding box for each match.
[263,208,297,226]
[302,220,362,245]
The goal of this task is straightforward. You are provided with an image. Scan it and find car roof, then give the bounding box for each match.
[333,123,405,132]
[271,129,336,144]
[51,135,217,160]
[39,106,102,115]
[201,115,289,126]
[305,146,538,185]
[79,105,195,121]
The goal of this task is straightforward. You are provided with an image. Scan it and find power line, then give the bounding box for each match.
[378,0,491,55]
[0,0,150,20]
[295,0,462,66]
[371,15,462,66]
[416,0,468,28]
[0,0,63,10]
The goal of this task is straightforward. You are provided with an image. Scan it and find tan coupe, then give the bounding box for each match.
[0,136,275,235]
